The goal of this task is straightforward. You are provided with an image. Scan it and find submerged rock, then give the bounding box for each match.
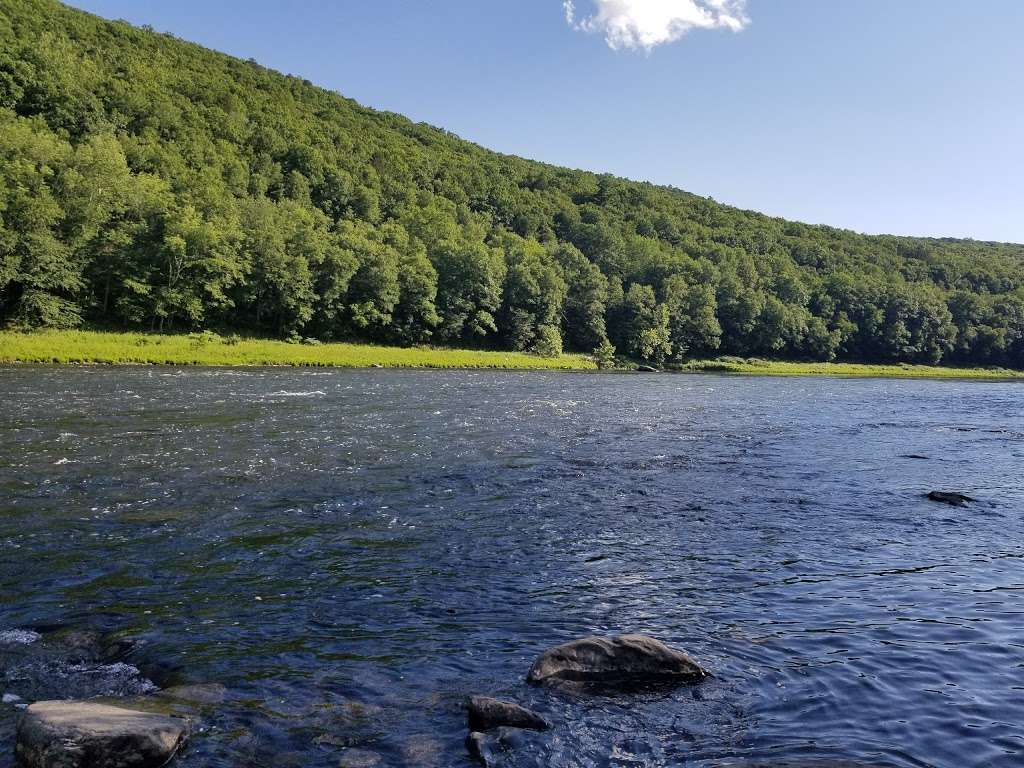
[337,747,384,767]
[527,634,709,690]
[927,491,976,506]
[400,734,442,767]
[16,700,189,768]
[466,727,533,766]
[157,683,227,706]
[467,696,548,732]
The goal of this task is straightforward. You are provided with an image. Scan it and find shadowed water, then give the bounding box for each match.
[1,367,1023,767]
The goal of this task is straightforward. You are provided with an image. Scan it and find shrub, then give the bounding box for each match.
[188,330,221,347]
[592,339,617,369]
[531,325,563,358]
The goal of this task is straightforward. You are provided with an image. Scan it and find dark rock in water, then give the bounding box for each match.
[39,629,136,664]
[927,491,976,506]
[466,731,490,766]
[53,631,108,662]
[306,698,386,753]
[900,454,930,460]
[16,700,189,768]
[527,634,709,690]
[466,727,531,766]
[2,658,157,702]
[467,696,548,732]
[636,365,659,373]
[492,726,528,750]
[1,627,157,703]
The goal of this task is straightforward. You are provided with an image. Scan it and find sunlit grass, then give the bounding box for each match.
[0,330,596,370]
[2,331,1022,379]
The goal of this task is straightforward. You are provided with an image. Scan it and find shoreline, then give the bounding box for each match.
[1,330,1022,380]
[0,330,596,371]
[669,359,1024,380]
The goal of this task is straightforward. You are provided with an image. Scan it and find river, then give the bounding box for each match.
[1,367,1022,767]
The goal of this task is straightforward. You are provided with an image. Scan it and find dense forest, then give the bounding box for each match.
[3,0,1024,367]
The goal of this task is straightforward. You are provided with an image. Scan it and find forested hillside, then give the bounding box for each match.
[3,0,1024,366]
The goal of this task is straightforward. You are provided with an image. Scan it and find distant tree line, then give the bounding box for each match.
[3,0,1024,367]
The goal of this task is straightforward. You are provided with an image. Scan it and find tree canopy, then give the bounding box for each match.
[3,0,1024,366]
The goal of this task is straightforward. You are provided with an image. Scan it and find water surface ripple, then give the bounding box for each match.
[1,367,1022,767]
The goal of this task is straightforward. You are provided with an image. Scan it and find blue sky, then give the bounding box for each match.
[69,0,1024,243]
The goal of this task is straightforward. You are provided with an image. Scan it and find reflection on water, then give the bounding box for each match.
[1,367,1023,767]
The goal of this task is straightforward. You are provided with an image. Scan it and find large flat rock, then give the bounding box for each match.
[527,634,709,690]
[16,700,189,768]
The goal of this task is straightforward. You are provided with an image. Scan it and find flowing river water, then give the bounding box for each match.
[1,366,1023,767]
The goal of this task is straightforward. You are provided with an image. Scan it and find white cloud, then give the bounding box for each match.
[564,0,750,51]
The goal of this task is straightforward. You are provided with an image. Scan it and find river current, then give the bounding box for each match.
[1,367,1022,767]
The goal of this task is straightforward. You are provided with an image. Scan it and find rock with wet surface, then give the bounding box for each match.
[927,491,976,506]
[466,727,534,766]
[2,658,157,702]
[467,696,548,732]
[466,731,490,766]
[0,628,156,703]
[527,634,709,690]
[16,700,189,768]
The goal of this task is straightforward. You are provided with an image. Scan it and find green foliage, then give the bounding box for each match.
[555,242,609,351]
[592,338,617,369]
[531,324,563,357]
[2,0,1024,369]
[662,275,721,359]
[499,236,567,352]
[611,283,672,365]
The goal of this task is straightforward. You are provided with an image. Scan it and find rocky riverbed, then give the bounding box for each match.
[4,629,711,767]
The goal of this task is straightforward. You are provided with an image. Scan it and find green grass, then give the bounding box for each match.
[0,330,597,370]
[673,357,1024,379]
[2,330,1022,379]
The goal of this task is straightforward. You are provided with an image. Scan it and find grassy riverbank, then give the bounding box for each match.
[0,330,597,370]
[1,330,1022,378]
[673,358,1024,379]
